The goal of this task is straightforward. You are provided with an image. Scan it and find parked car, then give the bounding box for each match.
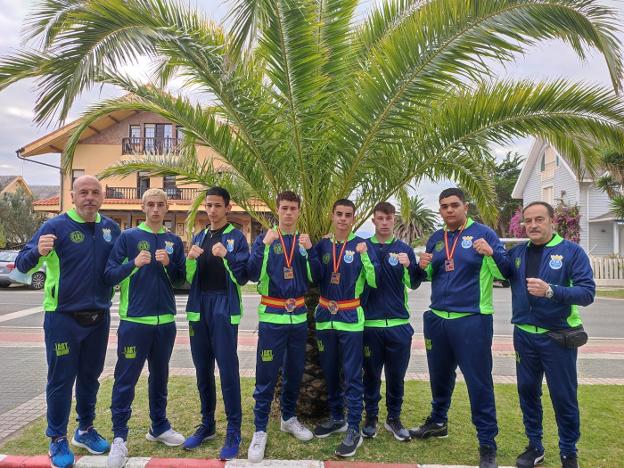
[0,250,47,289]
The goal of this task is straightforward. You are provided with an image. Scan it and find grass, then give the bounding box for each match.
[1,378,622,467]
[595,288,624,299]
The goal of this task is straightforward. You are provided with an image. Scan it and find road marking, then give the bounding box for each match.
[0,307,42,324]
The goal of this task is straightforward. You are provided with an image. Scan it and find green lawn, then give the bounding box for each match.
[595,288,624,299]
[1,378,622,467]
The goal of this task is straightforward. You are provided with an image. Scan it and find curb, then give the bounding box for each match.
[0,455,516,468]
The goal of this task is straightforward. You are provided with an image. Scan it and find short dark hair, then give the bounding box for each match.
[332,198,356,213]
[276,191,301,208]
[205,186,230,205]
[523,201,554,218]
[439,187,466,203]
[373,201,396,215]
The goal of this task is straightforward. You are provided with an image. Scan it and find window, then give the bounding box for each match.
[137,171,150,198]
[542,186,554,205]
[71,169,85,186]
[144,124,155,152]
[163,175,179,199]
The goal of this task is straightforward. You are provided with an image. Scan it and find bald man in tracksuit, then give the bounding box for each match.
[309,199,377,458]
[361,202,426,442]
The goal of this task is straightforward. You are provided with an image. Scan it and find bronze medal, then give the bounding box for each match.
[444,259,455,272]
[443,220,467,274]
[277,229,297,280]
[283,267,294,280]
[330,271,341,285]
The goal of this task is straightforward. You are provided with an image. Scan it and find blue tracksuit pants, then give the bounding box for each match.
[514,327,580,458]
[363,324,413,420]
[317,329,363,430]
[44,312,110,438]
[253,321,307,431]
[111,320,176,440]
[189,291,241,434]
[423,310,498,448]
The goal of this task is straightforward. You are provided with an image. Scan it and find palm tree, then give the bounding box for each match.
[596,147,624,219]
[2,0,624,416]
[394,195,438,245]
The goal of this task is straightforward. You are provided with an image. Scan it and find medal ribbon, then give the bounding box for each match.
[277,228,297,269]
[332,235,349,274]
[444,219,467,262]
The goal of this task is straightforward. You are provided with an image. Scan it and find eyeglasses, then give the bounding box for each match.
[521,216,548,226]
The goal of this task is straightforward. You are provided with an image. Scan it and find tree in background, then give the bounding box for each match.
[596,147,624,219]
[394,195,438,246]
[554,202,581,243]
[0,188,45,248]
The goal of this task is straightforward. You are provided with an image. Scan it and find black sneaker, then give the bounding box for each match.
[408,416,448,439]
[384,417,410,441]
[361,416,377,439]
[516,445,545,468]
[561,454,579,468]
[313,418,348,438]
[335,427,363,457]
[479,445,498,468]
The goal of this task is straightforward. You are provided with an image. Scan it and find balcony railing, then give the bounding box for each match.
[105,186,203,200]
[122,137,183,155]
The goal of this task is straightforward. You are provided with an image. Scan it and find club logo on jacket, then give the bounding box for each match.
[344,250,355,264]
[138,240,150,251]
[70,231,84,243]
[461,236,473,249]
[549,254,563,270]
[515,257,521,269]
[102,228,112,242]
[227,239,235,252]
[322,253,330,265]
[434,241,444,252]
[388,253,399,266]
[273,243,283,255]
[165,241,174,254]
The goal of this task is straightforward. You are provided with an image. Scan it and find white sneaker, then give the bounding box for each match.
[107,438,128,468]
[247,431,268,463]
[280,416,314,441]
[145,428,185,447]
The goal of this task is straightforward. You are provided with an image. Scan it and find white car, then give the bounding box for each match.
[0,250,46,289]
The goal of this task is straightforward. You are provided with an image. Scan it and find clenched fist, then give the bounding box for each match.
[356,242,367,254]
[398,252,410,267]
[212,242,227,258]
[155,249,170,266]
[134,250,151,268]
[419,252,433,269]
[263,229,279,246]
[38,234,56,256]
[299,233,312,250]
[187,245,204,260]
[527,278,549,297]
[473,238,493,256]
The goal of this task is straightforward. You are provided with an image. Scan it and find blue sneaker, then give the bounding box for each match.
[183,423,216,450]
[219,431,241,460]
[71,427,110,454]
[49,437,74,468]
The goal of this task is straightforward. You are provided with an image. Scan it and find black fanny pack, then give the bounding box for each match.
[547,325,588,349]
[70,310,107,327]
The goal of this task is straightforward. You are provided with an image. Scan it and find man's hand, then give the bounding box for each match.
[263,229,279,246]
[155,249,170,266]
[527,278,550,297]
[299,233,312,250]
[473,238,494,256]
[419,252,433,269]
[187,245,204,260]
[212,242,227,258]
[38,234,56,256]
[356,242,367,254]
[134,250,152,268]
[398,252,410,267]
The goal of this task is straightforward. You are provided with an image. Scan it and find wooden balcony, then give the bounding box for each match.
[121,137,182,155]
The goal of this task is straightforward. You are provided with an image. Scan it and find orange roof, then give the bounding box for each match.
[33,195,60,206]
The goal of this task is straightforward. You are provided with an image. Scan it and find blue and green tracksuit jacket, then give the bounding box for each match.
[104,223,186,324]
[15,208,121,313]
[310,233,377,332]
[362,236,425,327]
[248,231,315,325]
[507,234,595,332]
[425,218,510,317]
[185,224,249,325]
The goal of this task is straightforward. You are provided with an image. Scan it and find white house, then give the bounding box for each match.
[512,138,624,256]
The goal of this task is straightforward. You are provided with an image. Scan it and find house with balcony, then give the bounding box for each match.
[512,138,624,256]
[20,109,269,244]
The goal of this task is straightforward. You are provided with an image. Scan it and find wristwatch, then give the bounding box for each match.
[545,285,554,299]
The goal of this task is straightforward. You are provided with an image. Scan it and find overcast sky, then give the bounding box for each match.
[0,0,622,211]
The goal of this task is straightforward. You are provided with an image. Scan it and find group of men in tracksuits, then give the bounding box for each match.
[16,177,593,468]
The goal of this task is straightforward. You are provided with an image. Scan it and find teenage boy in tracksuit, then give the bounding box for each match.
[104,188,186,468]
[182,186,250,460]
[309,198,377,458]
[15,175,119,468]
[410,188,510,468]
[246,191,315,463]
[361,202,425,442]
[502,202,593,468]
